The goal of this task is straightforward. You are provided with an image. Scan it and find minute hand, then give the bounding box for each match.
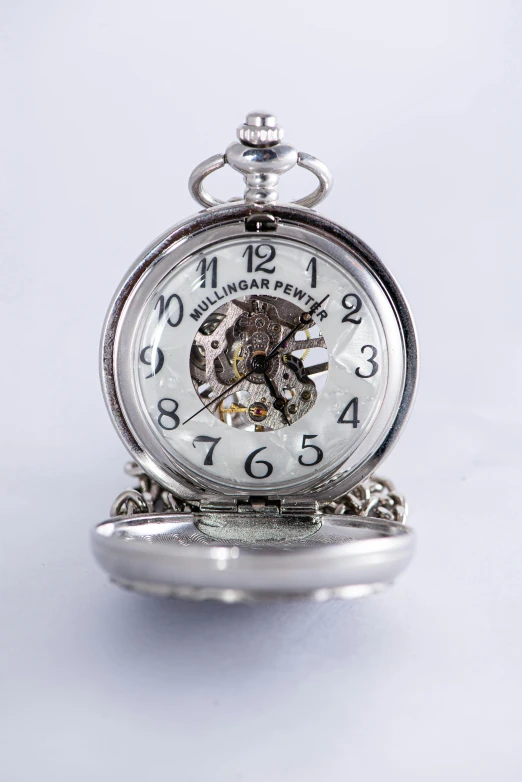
[263,371,290,426]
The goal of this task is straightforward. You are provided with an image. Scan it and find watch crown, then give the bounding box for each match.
[237,111,284,147]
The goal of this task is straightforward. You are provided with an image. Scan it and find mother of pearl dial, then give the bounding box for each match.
[131,235,390,492]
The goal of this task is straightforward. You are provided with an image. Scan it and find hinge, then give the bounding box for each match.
[244,213,278,232]
[198,498,239,514]
[280,497,319,516]
[198,496,318,516]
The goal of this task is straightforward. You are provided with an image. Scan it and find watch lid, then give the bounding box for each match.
[92,512,414,603]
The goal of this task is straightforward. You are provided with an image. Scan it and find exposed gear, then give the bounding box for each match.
[190,295,328,431]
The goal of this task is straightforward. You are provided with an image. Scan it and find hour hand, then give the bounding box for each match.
[263,372,290,426]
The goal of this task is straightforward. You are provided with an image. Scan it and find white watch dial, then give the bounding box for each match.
[126,234,397,492]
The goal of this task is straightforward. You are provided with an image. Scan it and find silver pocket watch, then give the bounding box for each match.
[93,112,418,602]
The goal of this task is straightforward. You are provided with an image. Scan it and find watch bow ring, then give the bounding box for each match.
[189,112,332,209]
[92,111,418,602]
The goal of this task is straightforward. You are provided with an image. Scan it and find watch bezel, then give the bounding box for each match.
[100,202,418,501]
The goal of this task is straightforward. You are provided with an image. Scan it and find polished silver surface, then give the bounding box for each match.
[188,153,226,210]
[294,152,333,208]
[226,138,298,205]
[97,471,411,602]
[189,111,332,208]
[100,202,417,501]
[237,111,284,146]
[92,512,414,603]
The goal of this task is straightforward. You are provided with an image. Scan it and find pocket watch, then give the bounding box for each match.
[93,112,418,602]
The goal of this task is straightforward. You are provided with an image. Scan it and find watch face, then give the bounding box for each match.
[108,207,412,497]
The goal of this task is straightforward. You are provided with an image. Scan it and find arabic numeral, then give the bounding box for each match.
[139,345,164,378]
[298,435,323,466]
[157,398,180,430]
[244,446,274,479]
[192,435,221,466]
[243,244,276,274]
[306,257,317,288]
[197,256,218,288]
[341,293,362,324]
[355,345,379,378]
[337,397,360,427]
[154,294,184,327]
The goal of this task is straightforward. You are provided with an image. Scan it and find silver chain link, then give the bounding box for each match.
[319,476,407,523]
[110,463,407,524]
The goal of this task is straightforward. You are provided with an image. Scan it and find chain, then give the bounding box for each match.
[111,463,407,524]
[110,462,187,517]
[319,476,407,523]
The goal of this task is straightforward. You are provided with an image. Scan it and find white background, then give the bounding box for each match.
[2,1,521,780]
